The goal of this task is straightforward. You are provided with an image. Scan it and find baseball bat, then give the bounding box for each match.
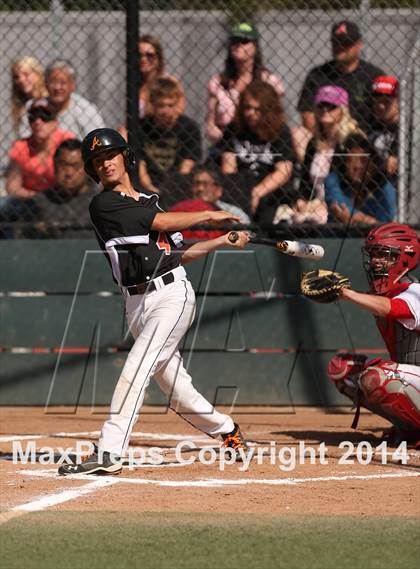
[228,231,324,261]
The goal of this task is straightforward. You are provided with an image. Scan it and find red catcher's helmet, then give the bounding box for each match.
[362,223,420,295]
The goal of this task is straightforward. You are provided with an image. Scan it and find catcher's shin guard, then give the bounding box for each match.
[327,353,369,398]
[359,361,420,430]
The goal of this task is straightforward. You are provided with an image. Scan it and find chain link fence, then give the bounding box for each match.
[0,0,418,238]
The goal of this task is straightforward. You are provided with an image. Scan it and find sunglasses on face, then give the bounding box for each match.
[230,38,253,45]
[28,110,55,122]
[331,39,356,50]
[316,103,339,112]
[140,52,157,61]
[372,94,394,104]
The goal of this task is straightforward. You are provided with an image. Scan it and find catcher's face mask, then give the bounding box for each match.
[362,223,420,296]
[363,245,401,295]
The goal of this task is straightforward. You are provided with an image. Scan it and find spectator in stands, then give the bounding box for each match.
[28,139,97,236]
[206,22,285,145]
[170,165,250,240]
[138,77,202,206]
[0,99,75,222]
[220,80,294,225]
[139,34,185,119]
[369,75,399,183]
[11,56,47,136]
[325,133,396,224]
[297,20,384,136]
[21,60,105,139]
[294,85,364,224]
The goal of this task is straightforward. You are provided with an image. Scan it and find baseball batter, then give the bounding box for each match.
[59,128,249,475]
[327,223,420,446]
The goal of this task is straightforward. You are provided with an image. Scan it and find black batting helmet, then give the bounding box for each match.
[81,128,135,183]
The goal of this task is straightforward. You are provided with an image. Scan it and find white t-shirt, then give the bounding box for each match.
[309,148,334,200]
[216,199,251,224]
[56,93,105,138]
[395,282,420,330]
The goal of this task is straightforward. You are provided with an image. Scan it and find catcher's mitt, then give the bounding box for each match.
[301,269,351,303]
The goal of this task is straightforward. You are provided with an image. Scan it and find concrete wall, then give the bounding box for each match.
[1,9,419,153]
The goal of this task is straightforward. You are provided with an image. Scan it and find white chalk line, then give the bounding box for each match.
[2,467,418,526]
[0,434,46,442]
[0,430,213,443]
[14,477,119,511]
[19,468,420,487]
[0,429,273,444]
[0,477,118,526]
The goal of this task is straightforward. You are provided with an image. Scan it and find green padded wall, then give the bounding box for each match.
[1,239,415,406]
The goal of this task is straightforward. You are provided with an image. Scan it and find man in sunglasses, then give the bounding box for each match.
[297,20,384,135]
[1,98,75,229]
[369,76,399,184]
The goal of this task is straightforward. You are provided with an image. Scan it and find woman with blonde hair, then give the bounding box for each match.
[293,85,365,224]
[220,80,294,224]
[138,34,185,118]
[11,56,47,135]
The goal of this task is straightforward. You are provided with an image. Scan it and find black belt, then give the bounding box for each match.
[127,271,176,296]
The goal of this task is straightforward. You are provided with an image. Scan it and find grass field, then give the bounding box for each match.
[2,512,419,569]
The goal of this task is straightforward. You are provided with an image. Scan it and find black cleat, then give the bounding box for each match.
[382,426,420,449]
[58,444,122,476]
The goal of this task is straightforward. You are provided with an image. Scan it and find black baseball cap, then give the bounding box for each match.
[331,20,362,48]
[28,98,57,121]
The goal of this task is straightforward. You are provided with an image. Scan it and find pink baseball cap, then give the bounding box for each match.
[314,85,349,107]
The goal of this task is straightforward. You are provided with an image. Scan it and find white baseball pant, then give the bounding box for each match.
[98,273,234,455]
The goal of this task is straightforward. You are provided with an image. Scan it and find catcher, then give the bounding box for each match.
[301,223,420,446]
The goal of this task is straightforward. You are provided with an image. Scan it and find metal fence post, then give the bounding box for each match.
[126,0,140,159]
[398,32,420,224]
[51,0,65,57]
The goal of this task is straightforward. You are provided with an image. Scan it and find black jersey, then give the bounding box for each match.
[89,188,183,287]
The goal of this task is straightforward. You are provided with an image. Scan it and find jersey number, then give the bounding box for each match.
[156,232,171,255]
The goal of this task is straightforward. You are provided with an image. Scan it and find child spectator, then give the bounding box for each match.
[325,133,396,224]
[0,99,75,223]
[170,165,250,240]
[297,21,384,135]
[220,80,294,225]
[206,22,285,145]
[294,85,364,224]
[138,34,185,119]
[369,75,399,183]
[138,77,202,205]
[11,56,47,136]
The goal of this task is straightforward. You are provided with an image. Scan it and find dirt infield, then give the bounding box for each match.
[1,406,419,519]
